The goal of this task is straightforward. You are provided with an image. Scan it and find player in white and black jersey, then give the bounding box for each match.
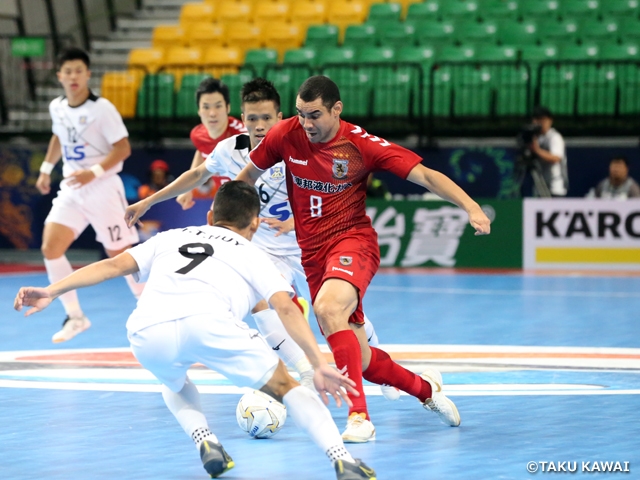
[15,181,376,480]
[35,47,144,343]
[125,79,399,401]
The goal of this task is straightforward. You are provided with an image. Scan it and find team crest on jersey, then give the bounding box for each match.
[332,159,349,179]
[339,256,353,266]
[270,166,284,179]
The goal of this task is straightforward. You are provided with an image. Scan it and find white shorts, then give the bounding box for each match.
[127,313,280,393]
[266,252,310,299]
[45,174,139,251]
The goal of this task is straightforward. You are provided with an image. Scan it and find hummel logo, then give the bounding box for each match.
[272,339,286,351]
[288,156,308,165]
[339,366,349,378]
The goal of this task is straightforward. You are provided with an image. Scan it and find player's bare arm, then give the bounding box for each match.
[176,150,206,208]
[67,137,131,189]
[15,252,139,317]
[261,217,294,237]
[407,164,491,235]
[236,162,263,187]
[125,162,213,227]
[36,135,63,195]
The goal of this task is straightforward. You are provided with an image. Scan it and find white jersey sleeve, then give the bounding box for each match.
[127,232,161,283]
[98,98,129,145]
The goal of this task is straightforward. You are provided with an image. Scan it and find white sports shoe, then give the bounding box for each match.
[341,413,376,443]
[52,315,91,343]
[421,368,461,427]
[380,385,401,401]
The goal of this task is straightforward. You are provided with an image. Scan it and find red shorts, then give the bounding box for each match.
[302,228,380,326]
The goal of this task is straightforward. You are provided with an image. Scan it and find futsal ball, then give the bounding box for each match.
[236,390,287,439]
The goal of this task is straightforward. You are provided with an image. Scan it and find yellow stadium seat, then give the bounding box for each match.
[290,1,327,32]
[216,1,252,24]
[327,1,367,40]
[203,46,243,77]
[225,22,264,55]
[127,48,164,74]
[180,2,216,26]
[263,22,304,60]
[254,2,290,27]
[101,72,138,118]
[163,47,204,88]
[152,24,187,49]
[187,22,226,48]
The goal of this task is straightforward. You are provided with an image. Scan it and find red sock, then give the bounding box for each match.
[363,347,432,402]
[326,330,368,419]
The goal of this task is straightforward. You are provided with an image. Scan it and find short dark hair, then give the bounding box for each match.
[196,77,230,107]
[611,156,629,166]
[532,105,553,119]
[212,181,260,229]
[241,78,281,112]
[56,47,90,70]
[297,75,341,112]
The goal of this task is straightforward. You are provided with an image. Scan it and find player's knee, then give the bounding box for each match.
[313,298,347,331]
[41,240,63,260]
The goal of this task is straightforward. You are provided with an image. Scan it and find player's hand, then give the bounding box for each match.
[125,199,151,228]
[66,169,96,188]
[35,173,51,195]
[14,287,53,316]
[468,205,491,236]
[261,217,294,237]
[177,191,195,210]
[313,363,358,408]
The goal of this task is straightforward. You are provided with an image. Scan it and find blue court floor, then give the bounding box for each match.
[1,269,639,480]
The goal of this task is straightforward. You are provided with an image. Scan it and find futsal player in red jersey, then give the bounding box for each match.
[177,77,247,209]
[237,75,491,443]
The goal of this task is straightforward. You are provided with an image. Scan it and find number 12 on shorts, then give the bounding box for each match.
[310,195,322,217]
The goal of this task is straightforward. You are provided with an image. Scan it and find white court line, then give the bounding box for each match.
[368,285,640,298]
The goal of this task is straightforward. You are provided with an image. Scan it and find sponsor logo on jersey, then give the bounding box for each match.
[291,173,353,194]
[332,159,349,179]
[79,116,87,125]
[270,166,284,179]
[288,156,308,166]
[332,266,354,276]
[339,256,353,266]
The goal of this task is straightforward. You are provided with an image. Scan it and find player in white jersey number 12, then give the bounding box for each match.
[125,79,399,401]
[35,47,144,343]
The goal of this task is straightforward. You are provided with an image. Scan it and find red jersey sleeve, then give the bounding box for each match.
[248,120,287,171]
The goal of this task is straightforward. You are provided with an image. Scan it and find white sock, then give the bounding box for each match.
[161,377,219,448]
[44,256,83,318]
[364,314,379,347]
[252,309,311,374]
[124,274,145,299]
[282,386,355,463]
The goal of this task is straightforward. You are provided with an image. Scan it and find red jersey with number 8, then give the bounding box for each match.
[249,117,423,254]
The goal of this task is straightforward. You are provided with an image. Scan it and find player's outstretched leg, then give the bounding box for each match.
[363,314,400,401]
[362,347,461,427]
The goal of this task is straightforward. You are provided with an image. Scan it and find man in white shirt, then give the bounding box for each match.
[14,181,376,480]
[531,106,569,197]
[35,47,144,343]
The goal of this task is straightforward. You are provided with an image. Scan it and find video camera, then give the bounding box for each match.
[517,123,543,150]
[513,123,551,197]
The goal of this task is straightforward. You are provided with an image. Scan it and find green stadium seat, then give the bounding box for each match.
[266,66,313,116]
[343,24,378,48]
[137,73,174,118]
[378,23,417,48]
[577,64,618,115]
[520,0,561,19]
[559,0,601,18]
[429,66,454,116]
[321,68,372,117]
[414,20,456,46]
[372,69,415,116]
[221,70,255,116]
[558,42,599,60]
[175,73,210,117]
[439,0,480,21]
[397,45,437,69]
[520,44,559,86]
[580,19,620,41]
[617,17,640,41]
[283,47,318,67]
[494,65,530,116]
[497,20,538,46]
[598,42,640,60]
[457,20,499,44]
[601,0,639,17]
[537,19,580,43]
[475,45,518,61]
[539,64,576,115]
[619,64,640,114]
[368,2,402,23]
[436,45,476,62]
[406,1,440,22]
[452,66,493,116]
[358,46,396,63]
[478,0,520,21]
[243,49,278,78]
[317,46,357,66]
[305,24,339,48]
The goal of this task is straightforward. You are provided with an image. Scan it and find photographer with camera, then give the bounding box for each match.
[528,106,569,197]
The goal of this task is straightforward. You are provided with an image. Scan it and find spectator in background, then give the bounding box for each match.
[587,157,640,200]
[530,106,569,197]
[138,160,173,200]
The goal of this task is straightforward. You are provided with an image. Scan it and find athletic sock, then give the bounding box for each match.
[44,256,83,318]
[161,378,219,448]
[363,346,432,402]
[326,330,368,418]
[363,314,379,347]
[124,274,145,299]
[283,386,355,463]
[252,309,310,373]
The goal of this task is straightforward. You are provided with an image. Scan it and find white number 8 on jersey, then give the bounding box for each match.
[310,195,322,217]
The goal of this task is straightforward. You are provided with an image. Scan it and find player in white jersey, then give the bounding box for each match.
[125,79,399,401]
[35,47,144,343]
[15,181,376,480]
